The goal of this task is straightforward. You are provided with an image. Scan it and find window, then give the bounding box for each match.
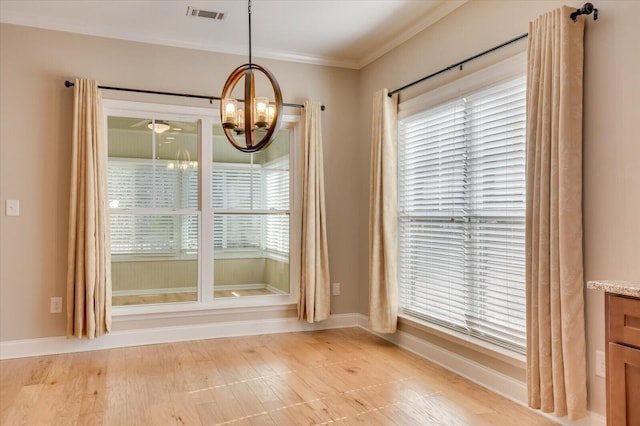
[105,102,298,308]
[211,129,291,297]
[398,69,526,354]
[211,155,289,258]
[263,156,290,258]
[108,158,198,256]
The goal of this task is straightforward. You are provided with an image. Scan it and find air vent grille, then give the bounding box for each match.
[186,7,226,20]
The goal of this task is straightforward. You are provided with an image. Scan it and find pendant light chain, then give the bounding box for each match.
[248,0,252,67]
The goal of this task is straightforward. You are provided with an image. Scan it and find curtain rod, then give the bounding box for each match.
[63,80,326,111]
[387,33,528,97]
[388,2,598,98]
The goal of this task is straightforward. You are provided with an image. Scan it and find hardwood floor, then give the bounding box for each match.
[0,328,556,425]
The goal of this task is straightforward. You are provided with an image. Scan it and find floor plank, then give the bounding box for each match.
[0,328,556,425]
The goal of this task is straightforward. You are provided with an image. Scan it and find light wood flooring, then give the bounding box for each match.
[0,328,556,425]
[113,288,276,306]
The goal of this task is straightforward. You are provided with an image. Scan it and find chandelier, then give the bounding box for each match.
[220,0,283,153]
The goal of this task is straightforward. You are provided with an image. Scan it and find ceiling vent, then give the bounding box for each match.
[186,6,226,20]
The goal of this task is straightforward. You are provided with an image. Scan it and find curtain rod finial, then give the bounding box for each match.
[571,2,598,21]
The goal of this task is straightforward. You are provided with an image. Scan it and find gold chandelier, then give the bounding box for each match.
[220,0,283,153]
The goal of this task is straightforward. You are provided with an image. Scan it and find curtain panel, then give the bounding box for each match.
[369,89,399,333]
[525,7,587,420]
[66,79,112,339]
[298,100,331,323]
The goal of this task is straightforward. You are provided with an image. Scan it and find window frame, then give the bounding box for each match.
[103,99,301,316]
[397,53,527,359]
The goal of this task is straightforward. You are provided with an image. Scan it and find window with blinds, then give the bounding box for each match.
[264,157,290,258]
[109,158,289,258]
[108,159,198,256]
[398,75,526,354]
[212,164,263,251]
[211,157,289,258]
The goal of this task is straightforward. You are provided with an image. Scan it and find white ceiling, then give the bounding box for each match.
[0,0,466,69]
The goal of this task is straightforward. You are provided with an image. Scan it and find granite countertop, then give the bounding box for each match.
[587,280,640,298]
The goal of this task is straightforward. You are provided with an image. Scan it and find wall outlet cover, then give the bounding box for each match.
[332,282,341,296]
[5,199,19,216]
[50,297,63,314]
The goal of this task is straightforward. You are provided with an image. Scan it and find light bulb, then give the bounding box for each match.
[234,108,245,134]
[254,97,269,127]
[221,98,238,129]
[267,105,275,125]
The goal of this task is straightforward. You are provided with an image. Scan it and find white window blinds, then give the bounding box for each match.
[211,158,289,257]
[108,159,198,256]
[264,157,290,258]
[109,156,290,258]
[398,75,526,354]
[212,166,263,210]
[182,167,198,254]
[212,164,263,250]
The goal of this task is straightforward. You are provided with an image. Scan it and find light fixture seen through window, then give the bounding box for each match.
[147,120,171,134]
[220,0,283,153]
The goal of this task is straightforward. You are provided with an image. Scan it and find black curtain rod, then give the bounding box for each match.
[63,80,326,111]
[388,2,598,97]
[388,33,528,97]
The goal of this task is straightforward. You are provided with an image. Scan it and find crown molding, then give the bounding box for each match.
[1,1,467,70]
[357,0,468,69]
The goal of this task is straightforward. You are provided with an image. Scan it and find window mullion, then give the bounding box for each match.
[200,118,214,303]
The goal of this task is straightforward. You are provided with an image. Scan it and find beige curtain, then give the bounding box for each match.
[369,89,399,333]
[298,100,331,323]
[526,7,587,420]
[66,79,112,339]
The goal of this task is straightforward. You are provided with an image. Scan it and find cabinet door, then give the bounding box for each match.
[608,294,640,347]
[608,342,640,426]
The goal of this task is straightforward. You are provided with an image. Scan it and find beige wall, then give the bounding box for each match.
[263,258,290,293]
[112,260,197,292]
[358,0,640,417]
[0,23,361,340]
[112,257,289,295]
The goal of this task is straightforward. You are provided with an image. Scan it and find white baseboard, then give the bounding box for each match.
[356,314,606,426]
[572,412,606,426]
[0,313,360,360]
[265,284,288,295]
[356,314,528,402]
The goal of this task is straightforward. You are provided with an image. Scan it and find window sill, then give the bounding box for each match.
[112,254,198,262]
[111,250,289,262]
[397,312,526,369]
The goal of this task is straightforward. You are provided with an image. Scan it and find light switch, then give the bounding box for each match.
[5,200,19,216]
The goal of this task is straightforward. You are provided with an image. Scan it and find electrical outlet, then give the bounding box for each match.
[50,297,63,314]
[5,200,19,216]
[332,282,341,296]
[595,350,606,378]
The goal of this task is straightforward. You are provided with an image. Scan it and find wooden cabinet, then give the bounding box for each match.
[606,293,640,426]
